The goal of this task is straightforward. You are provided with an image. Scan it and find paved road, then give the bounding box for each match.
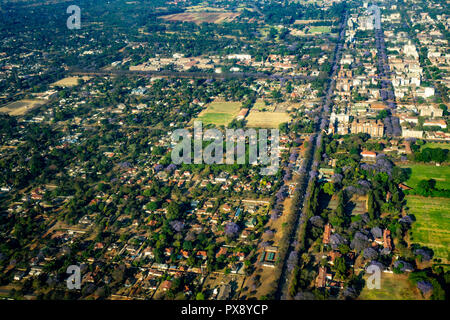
[275,11,349,300]
[373,8,402,137]
[69,67,319,82]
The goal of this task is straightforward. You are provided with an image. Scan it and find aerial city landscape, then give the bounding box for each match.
[0,0,448,302]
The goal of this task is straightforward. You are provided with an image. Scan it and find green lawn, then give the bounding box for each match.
[420,142,450,151]
[196,101,241,126]
[401,164,450,190]
[358,273,423,300]
[308,26,332,34]
[406,195,450,263]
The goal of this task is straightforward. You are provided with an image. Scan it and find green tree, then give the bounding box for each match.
[323,182,335,196]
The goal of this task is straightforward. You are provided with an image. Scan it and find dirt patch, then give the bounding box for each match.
[160,12,240,24]
[51,76,91,87]
[0,99,45,116]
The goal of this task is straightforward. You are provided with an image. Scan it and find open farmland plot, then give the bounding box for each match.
[0,99,45,116]
[358,273,423,300]
[196,101,242,126]
[407,195,450,263]
[160,12,240,24]
[401,164,450,190]
[50,76,91,88]
[245,110,291,128]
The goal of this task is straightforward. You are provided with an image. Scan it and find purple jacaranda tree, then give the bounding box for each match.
[351,232,370,252]
[363,248,379,260]
[399,215,413,224]
[345,185,356,196]
[342,165,351,172]
[294,292,315,300]
[331,173,343,184]
[358,179,371,191]
[119,162,132,169]
[342,286,358,299]
[170,220,184,232]
[287,250,298,272]
[260,241,270,248]
[375,157,393,175]
[370,227,383,239]
[360,163,373,171]
[330,233,347,250]
[270,210,279,220]
[394,260,414,272]
[276,187,287,202]
[417,281,433,295]
[414,248,432,262]
[264,230,274,238]
[224,222,240,237]
[289,152,298,162]
[309,170,318,179]
[165,163,177,172]
[312,160,319,169]
[284,171,292,182]
[309,216,324,228]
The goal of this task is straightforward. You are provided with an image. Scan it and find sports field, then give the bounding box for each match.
[358,273,423,300]
[401,164,450,190]
[245,110,290,128]
[196,101,242,126]
[308,26,332,34]
[406,195,450,263]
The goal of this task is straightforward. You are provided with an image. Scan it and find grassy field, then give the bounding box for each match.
[358,273,423,300]
[308,26,332,34]
[253,100,275,112]
[245,110,290,128]
[420,142,450,151]
[401,164,450,190]
[51,76,91,88]
[196,101,242,126]
[406,195,450,262]
[0,99,45,116]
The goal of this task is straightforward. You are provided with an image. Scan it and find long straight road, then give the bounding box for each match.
[275,10,349,300]
[69,67,318,82]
